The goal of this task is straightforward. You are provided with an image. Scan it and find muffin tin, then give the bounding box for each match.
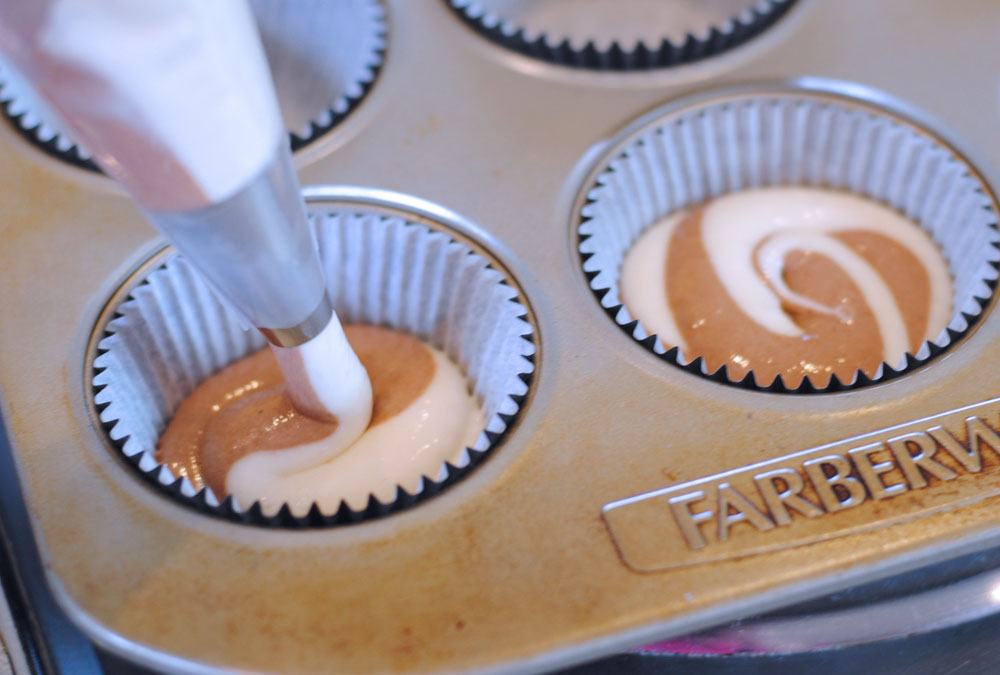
[3,0,1000,672]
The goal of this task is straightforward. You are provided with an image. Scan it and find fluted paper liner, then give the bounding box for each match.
[446,0,795,71]
[0,0,386,167]
[579,88,1000,392]
[92,207,536,526]
[250,0,386,149]
[0,60,94,170]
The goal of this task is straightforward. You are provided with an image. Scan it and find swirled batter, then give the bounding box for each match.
[157,325,484,514]
[620,188,953,387]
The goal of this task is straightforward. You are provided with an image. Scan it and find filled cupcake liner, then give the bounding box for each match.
[0,0,386,167]
[91,207,536,527]
[578,87,1000,393]
[446,0,796,71]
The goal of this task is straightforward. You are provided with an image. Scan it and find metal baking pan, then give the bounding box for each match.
[2,0,1000,672]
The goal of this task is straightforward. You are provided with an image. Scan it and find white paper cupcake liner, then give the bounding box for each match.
[0,60,95,169]
[578,84,1000,393]
[91,202,536,527]
[446,0,796,70]
[249,0,386,148]
[0,0,386,168]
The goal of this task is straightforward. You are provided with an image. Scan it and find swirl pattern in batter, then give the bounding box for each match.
[157,325,484,515]
[620,187,952,388]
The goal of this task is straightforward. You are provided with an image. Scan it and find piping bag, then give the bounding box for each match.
[0,1,374,483]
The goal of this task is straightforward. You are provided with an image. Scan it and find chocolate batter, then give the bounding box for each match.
[665,210,933,388]
[157,324,435,496]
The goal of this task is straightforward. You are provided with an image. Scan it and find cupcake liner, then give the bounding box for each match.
[0,60,97,171]
[578,84,1000,393]
[91,202,536,527]
[249,0,386,150]
[446,0,796,71]
[0,0,386,167]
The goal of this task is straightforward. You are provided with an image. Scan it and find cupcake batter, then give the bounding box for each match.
[157,325,484,515]
[620,187,952,387]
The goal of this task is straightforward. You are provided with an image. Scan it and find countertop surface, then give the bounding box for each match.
[1,574,21,675]
[0,644,11,675]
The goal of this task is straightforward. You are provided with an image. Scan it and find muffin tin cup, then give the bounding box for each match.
[91,191,536,526]
[446,0,797,71]
[578,82,1000,393]
[0,0,387,168]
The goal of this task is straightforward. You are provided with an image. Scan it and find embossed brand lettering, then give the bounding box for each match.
[602,401,1000,572]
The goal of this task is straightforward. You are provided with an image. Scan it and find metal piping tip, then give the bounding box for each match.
[258,294,334,348]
